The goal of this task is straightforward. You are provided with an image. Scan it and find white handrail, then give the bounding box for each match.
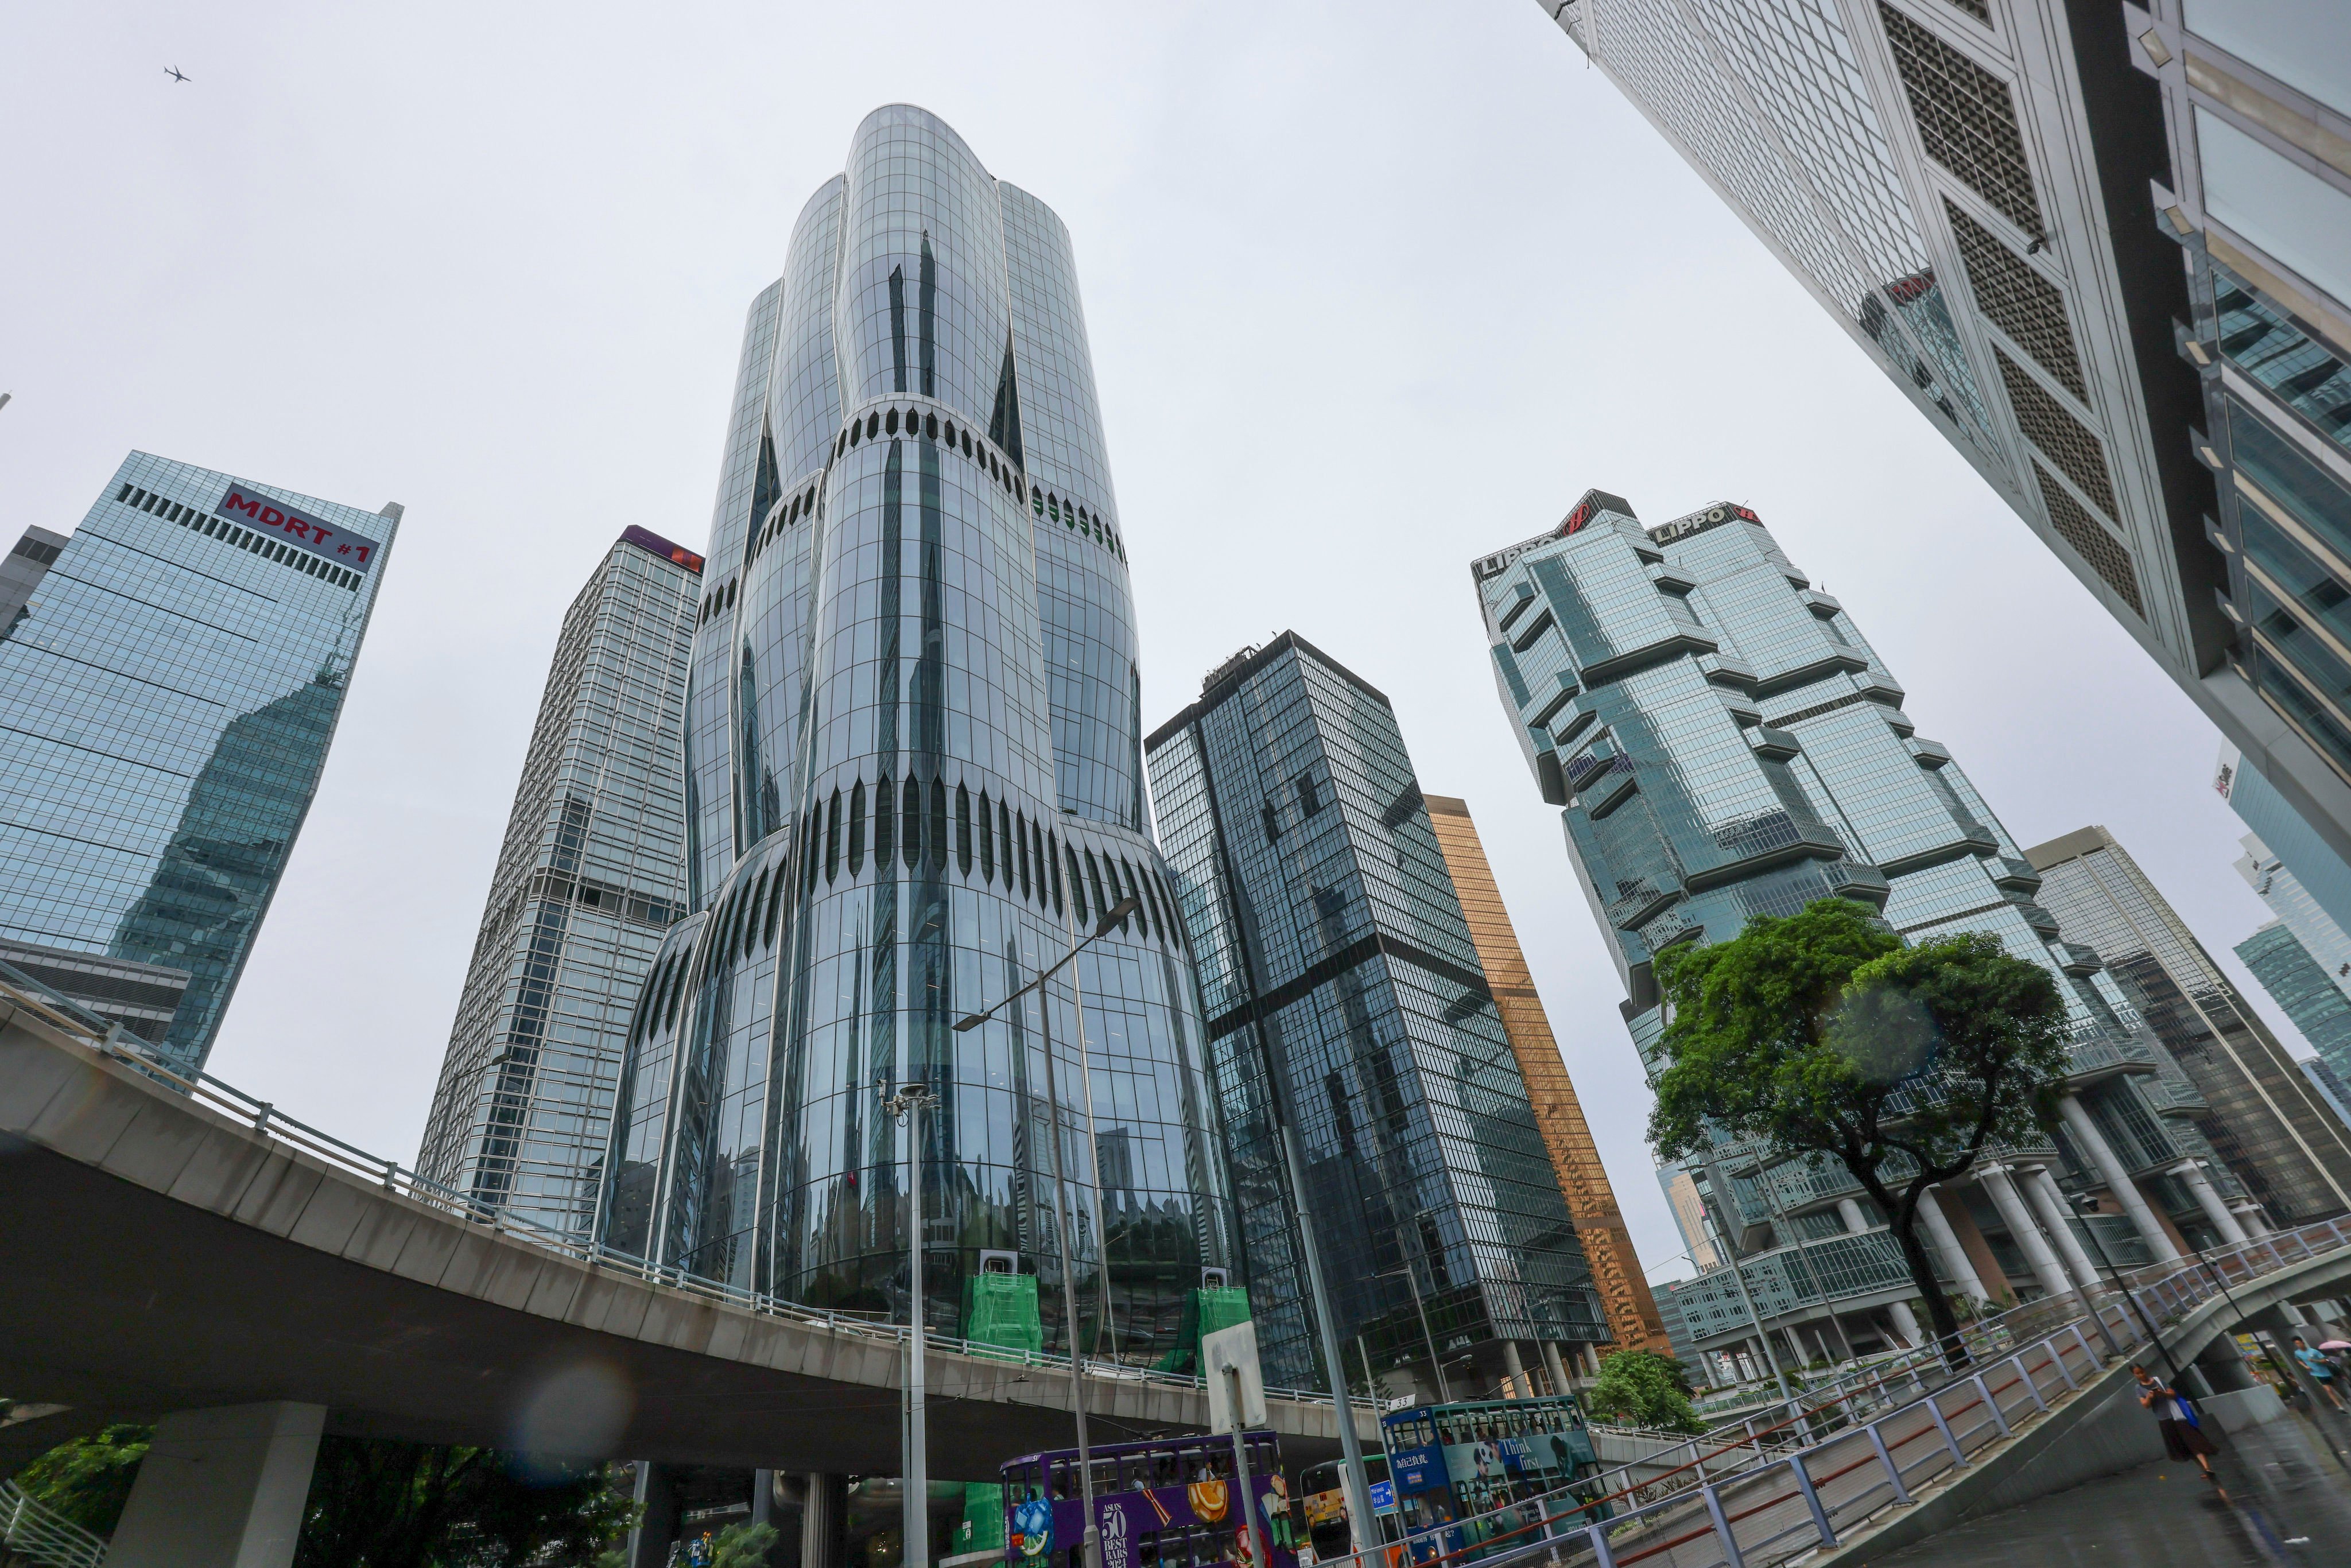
[0,1480,108,1568]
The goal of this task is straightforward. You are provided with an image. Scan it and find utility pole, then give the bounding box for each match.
[882,1080,936,1568]
[953,895,1139,1568]
[1279,1121,1375,1548]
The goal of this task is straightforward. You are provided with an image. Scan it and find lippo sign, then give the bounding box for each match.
[214,482,382,574]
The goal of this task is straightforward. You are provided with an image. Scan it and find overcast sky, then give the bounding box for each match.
[0,1,2306,1286]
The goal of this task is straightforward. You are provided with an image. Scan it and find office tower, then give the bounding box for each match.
[2239,920,2351,1097]
[2236,829,2351,1002]
[1423,793,1673,1356]
[0,455,396,1074]
[416,528,702,1232]
[2218,744,2351,938]
[1477,490,2250,1377]
[1529,0,2351,896]
[1,525,65,636]
[2027,825,2351,1225]
[598,108,1235,1367]
[2303,1055,2351,1134]
[1146,631,1608,1394]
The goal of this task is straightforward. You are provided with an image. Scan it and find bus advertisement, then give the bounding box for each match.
[1002,1431,1299,1568]
[1377,1394,1605,1562]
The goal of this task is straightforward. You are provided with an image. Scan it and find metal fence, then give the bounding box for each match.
[1329,1213,2351,1568]
[0,1481,108,1568]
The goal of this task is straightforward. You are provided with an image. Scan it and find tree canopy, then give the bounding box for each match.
[1584,1349,1705,1434]
[1647,897,2073,1353]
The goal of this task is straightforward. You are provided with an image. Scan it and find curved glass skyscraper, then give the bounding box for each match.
[599,107,1234,1359]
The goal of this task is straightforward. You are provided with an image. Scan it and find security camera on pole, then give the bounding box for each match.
[1204,1321,1269,1568]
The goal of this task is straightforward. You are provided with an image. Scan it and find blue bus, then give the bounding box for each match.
[1002,1431,1299,1568]
[1378,1394,1604,1562]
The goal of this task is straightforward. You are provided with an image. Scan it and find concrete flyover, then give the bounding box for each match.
[0,982,1368,1487]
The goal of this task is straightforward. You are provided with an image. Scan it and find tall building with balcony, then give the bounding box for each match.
[0,457,397,1074]
[416,527,702,1233]
[1146,632,1620,1394]
[2027,825,2351,1228]
[596,108,1236,1368]
[1476,490,2245,1379]
[1527,0,2351,933]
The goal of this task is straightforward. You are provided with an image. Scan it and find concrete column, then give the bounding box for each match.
[630,1463,679,1568]
[1502,1340,1529,1398]
[1918,1187,1989,1303]
[1978,1165,2074,1299]
[2058,1095,2182,1262]
[753,1469,775,1526]
[108,1402,325,1568]
[2025,1166,2104,1290]
[1836,1197,1870,1233]
[1886,1300,1922,1348]
[1541,1339,1571,1396]
[2231,1200,2271,1236]
[2169,1160,2251,1244]
[803,1472,847,1568]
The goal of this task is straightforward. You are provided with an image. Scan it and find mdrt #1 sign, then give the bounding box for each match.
[215,482,383,573]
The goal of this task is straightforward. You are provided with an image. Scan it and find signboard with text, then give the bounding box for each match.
[215,482,383,573]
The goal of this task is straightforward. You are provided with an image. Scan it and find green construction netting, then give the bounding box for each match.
[957,1484,1007,1553]
[1154,1286,1252,1373]
[964,1271,1043,1359]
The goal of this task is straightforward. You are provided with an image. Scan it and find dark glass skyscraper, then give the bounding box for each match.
[599,108,1232,1363]
[2027,825,2351,1226]
[418,527,702,1233]
[0,454,396,1075]
[1146,631,1608,1394]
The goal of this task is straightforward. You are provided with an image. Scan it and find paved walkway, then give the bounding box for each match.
[1870,1403,2351,1565]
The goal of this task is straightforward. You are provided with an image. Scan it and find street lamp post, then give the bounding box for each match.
[882,1080,936,1568]
[954,895,1140,1568]
[1697,1203,1802,1431]
[2070,1191,2181,1381]
[1375,1258,1450,1405]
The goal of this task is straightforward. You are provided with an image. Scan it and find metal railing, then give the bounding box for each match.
[0,1481,108,1568]
[7,981,1330,1407]
[1326,1213,2351,1568]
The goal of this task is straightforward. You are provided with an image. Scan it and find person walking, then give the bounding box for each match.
[2292,1337,2347,1412]
[2133,1364,2222,1488]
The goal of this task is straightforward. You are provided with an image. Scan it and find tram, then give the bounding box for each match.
[1297,1453,1395,1562]
[1001,1431,1299,1568]
[1379,1393,1605,1562]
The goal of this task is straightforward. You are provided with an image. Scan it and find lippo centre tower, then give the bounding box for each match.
[1474,492,2237,1373]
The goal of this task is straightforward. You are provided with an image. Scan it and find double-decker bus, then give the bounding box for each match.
[1378,1394,1604,1562]
[1297,1453,1396,1562]
[1001,1431,1299,1568]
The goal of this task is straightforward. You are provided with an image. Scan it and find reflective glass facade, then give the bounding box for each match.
[417,529,701,1233]
[0,453,395,1076]
[2237,919,2351,1097]
[2027,825,2351,1224]
[599,109,1232,1363]
[1537,0,2351,931]
[1476,495,2236,1355]
[1146,632,1605,1392]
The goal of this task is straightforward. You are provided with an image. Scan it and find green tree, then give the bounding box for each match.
[1584,1350,1704,1434]
[13,1422,151,1534]
[1647,899,2071,1361]
[713,1520,780,1566]
[291,1438,635,1567]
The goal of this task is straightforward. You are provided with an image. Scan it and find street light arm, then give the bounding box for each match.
[952,896,1142,1032]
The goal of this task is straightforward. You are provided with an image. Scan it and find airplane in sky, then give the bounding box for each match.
[165,67,191,83]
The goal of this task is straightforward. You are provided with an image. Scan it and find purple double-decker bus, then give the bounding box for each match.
[1002,1431,1298,1568]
